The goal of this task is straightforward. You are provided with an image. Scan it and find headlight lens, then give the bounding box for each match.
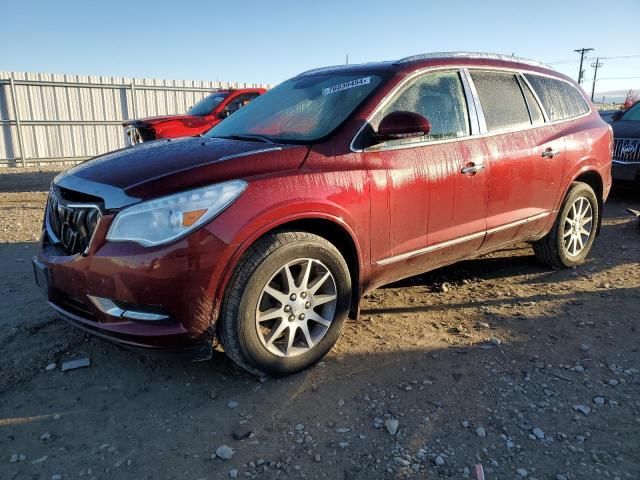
[106,180,247,246]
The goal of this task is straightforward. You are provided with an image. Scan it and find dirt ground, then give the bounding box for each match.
[1,167,639,480]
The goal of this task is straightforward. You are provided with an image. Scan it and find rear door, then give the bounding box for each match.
[468,70,562,249]
[364,69,488,283]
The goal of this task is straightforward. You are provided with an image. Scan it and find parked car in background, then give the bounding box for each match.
[609,101,640,184]
[35,52,612,376]
[122,88,266,145]
[599,109,620,123]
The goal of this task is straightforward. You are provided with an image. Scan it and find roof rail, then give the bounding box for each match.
[394,52,553,70]
[296,65,351,77]
[296,60,394,77]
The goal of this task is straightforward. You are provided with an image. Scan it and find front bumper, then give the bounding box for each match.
[612,161,640,183]
[34,221,234,350]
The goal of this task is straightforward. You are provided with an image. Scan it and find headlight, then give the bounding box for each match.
[106,180,247,246]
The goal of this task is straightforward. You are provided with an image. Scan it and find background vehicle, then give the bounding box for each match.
[122,88,266,145]
[609,101,640,184]
[599,109,620,123]
[35,52,612,376]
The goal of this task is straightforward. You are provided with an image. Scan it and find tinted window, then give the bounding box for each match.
[223,93,260,116]
[525,74,590,121]
[187,93,229,116]
[519,77,544,124]
[372,70,470,144]
[621,102,640,121]
[471,71,531,132]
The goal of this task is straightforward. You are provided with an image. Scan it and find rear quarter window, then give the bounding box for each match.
[524,74,590,121]
[471,71,532,133]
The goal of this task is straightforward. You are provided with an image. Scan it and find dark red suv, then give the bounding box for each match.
[122,88,266,144]
[34,52,612,376]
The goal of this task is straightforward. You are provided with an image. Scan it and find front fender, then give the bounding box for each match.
[203,171,370,324]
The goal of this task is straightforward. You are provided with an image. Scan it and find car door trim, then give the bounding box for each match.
[376,211,551,266]
[485,211,551,235]
[376,230,486,266]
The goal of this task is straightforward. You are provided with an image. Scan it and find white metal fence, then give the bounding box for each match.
[0,71,270,167]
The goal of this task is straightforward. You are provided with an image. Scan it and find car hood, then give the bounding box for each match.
[122,114,203,127]
[611,120,640,138]
[54,137,309,209]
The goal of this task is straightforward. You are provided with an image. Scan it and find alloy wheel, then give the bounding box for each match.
[255,258,337,357]
[562,196,593,257]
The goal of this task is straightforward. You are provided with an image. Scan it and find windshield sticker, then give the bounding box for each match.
[322,77,371,96]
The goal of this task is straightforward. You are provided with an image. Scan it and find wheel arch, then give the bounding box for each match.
[573,169,604,235]
[216,214,363,322]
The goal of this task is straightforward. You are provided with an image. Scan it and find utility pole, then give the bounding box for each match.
[590,58,603,102]
[346,54,349,65]
[574,48,594,84]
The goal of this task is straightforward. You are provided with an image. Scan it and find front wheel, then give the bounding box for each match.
[218,231,351,376]
[533,181,599,268]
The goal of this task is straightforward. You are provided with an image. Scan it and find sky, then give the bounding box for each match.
[1,0,639,100]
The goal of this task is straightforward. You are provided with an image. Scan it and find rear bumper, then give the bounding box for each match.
[612,161,640,183]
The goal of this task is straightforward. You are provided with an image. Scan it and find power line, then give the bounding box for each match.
[548,53,640,65]
[600,53,640,60]
[592,76,640,80]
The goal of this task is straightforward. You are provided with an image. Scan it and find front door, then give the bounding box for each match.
[365,70,488,284]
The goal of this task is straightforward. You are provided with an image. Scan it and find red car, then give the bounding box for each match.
[35,52,612,376]
[122,88,266,144]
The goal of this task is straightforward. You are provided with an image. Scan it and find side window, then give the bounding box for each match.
[470,71,531,132]
[372,70,470,144]
[225,93,259,116]
[525,74,590,121]
[518,76,544,124]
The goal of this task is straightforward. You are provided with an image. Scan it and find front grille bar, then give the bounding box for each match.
[45,188,102,255]
[613,138,640,164]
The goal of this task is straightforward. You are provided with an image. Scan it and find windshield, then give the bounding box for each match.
[187,93,229,116]
[621,102,640,121]
[205,73,386,143]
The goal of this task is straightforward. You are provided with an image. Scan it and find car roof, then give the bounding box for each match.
[295,51,558,79]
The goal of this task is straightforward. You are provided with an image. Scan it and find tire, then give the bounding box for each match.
[533,181,599,268]
[218,231,351,376]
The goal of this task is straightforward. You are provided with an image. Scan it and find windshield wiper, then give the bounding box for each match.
[218,134,275,144]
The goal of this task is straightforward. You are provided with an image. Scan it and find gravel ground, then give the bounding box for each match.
[1,167,639,480]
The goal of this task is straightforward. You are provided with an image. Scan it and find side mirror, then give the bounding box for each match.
[373,111,431,143]
[611,110,624,121]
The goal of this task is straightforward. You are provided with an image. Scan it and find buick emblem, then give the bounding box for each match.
[622,144,635,156]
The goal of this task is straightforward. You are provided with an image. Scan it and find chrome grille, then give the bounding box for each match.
[46,189,101,255]
[613,138,640,164]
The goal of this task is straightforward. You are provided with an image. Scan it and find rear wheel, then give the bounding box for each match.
[533,182,599,268]
[218,231,351,376]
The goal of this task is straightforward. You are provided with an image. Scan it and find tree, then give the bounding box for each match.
[623,89,638,109]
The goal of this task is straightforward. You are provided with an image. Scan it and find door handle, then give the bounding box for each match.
[461,162,485,175]
[542,148,560,158]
